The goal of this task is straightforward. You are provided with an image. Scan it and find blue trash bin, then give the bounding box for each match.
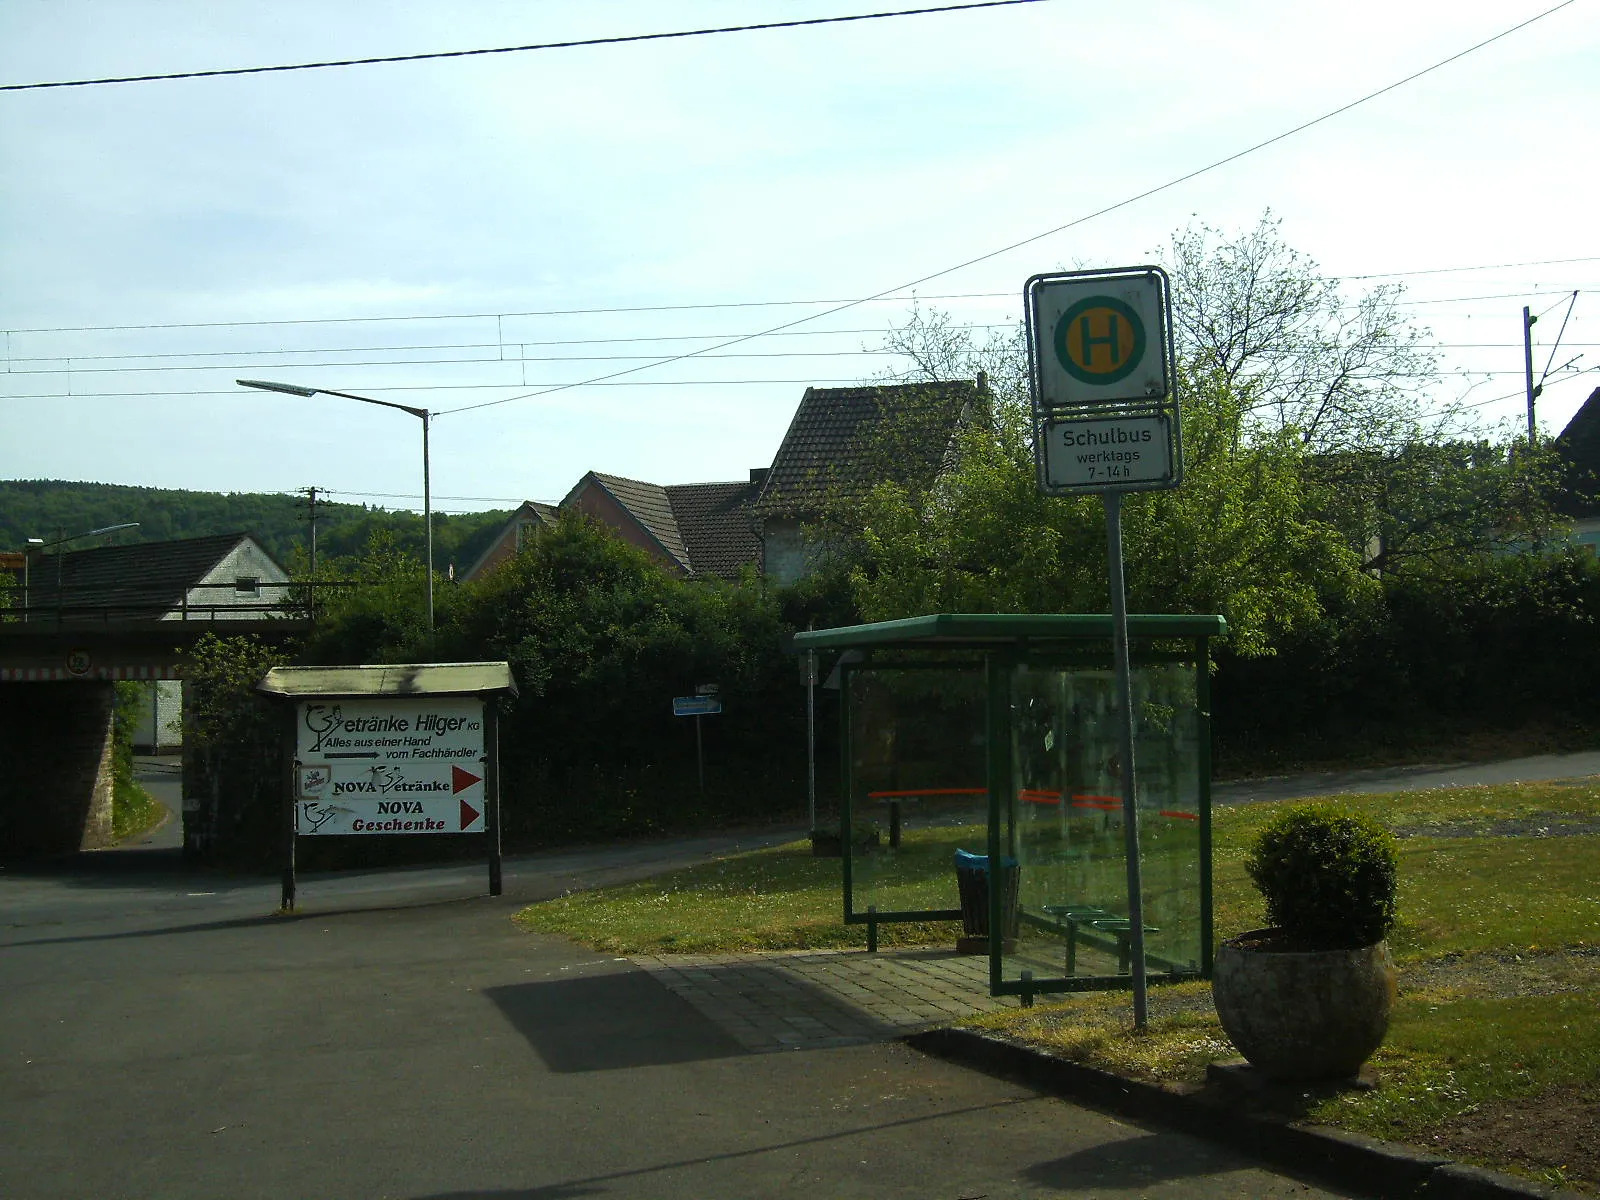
[954,849,1019,938]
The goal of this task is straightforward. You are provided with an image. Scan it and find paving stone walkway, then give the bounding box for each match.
[632,947,1013,1053]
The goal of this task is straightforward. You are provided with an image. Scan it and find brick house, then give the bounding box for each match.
[750,379,988,584]
[463,377,986,586]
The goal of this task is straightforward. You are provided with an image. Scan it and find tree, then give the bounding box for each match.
[1305,438,1565,575]
[445,513,814,842]
[1166,212,1442,454]
[853,216,1565,613]
[852,220,1421,654]
[294,529,434,664]
[181,632,287,864]
[873,302,1029,406]
[841,363,1367,656]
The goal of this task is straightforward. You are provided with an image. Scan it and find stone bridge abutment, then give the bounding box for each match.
[0,680,117,856]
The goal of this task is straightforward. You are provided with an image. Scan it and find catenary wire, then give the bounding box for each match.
[434,0,1583,418]
[1342,256,1600,280]
[6,331,1596,373]
[0,1,1050,92]
[1,292,1020,336]
[0,323,1007,365]
[2,349,901,376]
[6,262,1594,338]
[0,379,876,400]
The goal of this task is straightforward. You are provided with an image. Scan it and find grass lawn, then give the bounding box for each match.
[112,779,166,842]
[517,826,964,953]
[517,780,1600,1191]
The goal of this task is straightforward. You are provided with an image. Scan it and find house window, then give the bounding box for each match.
[234,576,260,595]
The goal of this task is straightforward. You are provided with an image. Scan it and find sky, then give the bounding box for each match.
[2,0,1597,518]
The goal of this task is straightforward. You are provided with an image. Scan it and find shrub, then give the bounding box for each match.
[1244,805,1397,949]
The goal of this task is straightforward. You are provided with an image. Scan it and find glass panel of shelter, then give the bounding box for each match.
[844,662,986,926]
[998,659,1206,991]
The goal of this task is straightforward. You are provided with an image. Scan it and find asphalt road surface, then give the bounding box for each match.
[3,845,1359,1197]
[10,749,1596,1198]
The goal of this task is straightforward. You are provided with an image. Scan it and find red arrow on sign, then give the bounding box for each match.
[460,797,482,830]
[451,765,482,794]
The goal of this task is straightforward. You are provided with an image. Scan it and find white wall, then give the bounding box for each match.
[132,680,183,751]
[170,538,291,620]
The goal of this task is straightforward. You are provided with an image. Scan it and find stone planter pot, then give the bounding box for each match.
[1212,928,1398,1082]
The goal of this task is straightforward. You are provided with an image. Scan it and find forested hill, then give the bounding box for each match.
[0,480,511,573]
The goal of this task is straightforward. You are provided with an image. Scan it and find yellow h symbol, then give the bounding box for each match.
[1079,312,1121,370]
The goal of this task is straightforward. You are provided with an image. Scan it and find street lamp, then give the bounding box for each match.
[21,538,42,622]
[27,523,141,621]
[237,378,433,631]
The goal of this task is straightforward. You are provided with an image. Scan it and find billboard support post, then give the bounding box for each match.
[282,703,298,913]
[486,703,502,897]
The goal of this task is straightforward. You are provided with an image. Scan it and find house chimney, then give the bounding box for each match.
[749,467,770,487]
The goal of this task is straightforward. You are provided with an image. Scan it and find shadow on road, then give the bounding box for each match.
[406,1097,1034,1199]
[484,971,746,1073]
[1021,1130,1243,1189]
[0,846,221,889]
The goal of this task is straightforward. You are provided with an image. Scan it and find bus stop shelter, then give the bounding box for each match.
[793,613,1226,1002]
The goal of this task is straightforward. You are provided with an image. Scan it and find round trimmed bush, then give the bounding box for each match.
[1244,805,1397,949]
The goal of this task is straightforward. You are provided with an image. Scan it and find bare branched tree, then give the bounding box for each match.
[875,301,1028,403]
[1166,212,1445,452]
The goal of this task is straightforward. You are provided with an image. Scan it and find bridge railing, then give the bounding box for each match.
[1,580,356,628]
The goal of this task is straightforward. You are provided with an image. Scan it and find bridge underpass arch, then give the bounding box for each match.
[0,621,307,857]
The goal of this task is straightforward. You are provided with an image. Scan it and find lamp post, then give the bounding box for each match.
[22,537,43,622]
[238,379,433,631]
[28,523,140,621]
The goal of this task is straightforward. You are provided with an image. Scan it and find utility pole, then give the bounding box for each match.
[1523,306,1539,444]
[301,486,320,621]
[301,486,320,574]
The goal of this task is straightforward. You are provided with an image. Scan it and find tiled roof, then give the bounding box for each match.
[667,480,762,580]
[588,472,691,571]
[520,500,560,526]
[1555,386,1600,517]
[460,500,562,581]
[27,533,282,611]
[752,380,983,518]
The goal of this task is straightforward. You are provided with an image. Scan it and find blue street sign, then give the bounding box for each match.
[672,695,723,717]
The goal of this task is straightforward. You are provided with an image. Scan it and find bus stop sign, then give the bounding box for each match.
[1027,266,1180,496]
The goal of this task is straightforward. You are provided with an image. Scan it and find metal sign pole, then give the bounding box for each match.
[1020,264,1180,1025]
[695,713,706,799]
[281,704,298,912]
[806,644,817,832]
[1105,492,1148,1029]
[486,702,502,897]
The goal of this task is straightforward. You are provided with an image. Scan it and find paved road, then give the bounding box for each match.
[9,749,1594,1198]
[125,756,183,850]
[4,852,1359,1198]
[1213,749,1600,805]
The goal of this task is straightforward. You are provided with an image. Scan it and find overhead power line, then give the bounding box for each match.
[10,263,1597,339]
[0,323,993,364]
[0,1,1049,92]
[437,0,1583,418]
[1,291,1017,336]
[2,379,874,401]
[3,348,896,376]
[1398,288,1586,307]
[1340,255,1600,281]
[318,489,529,504]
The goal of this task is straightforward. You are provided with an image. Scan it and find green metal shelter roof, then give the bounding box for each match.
[257,661,518,699]
[792,613,1226,651]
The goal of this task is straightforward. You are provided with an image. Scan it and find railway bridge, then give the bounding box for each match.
[0,609,310,857]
